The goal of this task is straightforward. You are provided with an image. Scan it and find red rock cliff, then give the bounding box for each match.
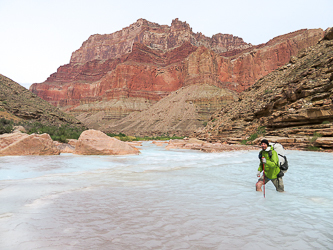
[69,18,251,64]
[30,19,324,126]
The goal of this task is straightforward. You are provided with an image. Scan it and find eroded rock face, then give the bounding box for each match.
[218,29,324,92]
[104,84,238,137]
[30,19,324,133]
[195,30,333,150]
[315,137,333,148]
[74,129,139,155]
[70,18,251,64]
[0,133,60,156]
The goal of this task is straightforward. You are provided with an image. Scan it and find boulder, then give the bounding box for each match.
[74,129,139,155]
[59,143,75,153]
[12,126,27,133]
[52,141,75,153]
[0,132,29,150]
[126,141,143,147]
[152,141,168,147]
[52,141,62,147]
[165,139,187,150]
[67,139,78,147]
[0,133,60,156]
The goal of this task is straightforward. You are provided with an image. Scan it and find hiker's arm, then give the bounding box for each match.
[258,162,263,172]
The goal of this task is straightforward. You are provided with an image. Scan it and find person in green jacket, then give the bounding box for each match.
[256,139,284,192]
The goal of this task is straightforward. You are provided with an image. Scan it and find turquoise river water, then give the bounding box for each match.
[0,142,332,249]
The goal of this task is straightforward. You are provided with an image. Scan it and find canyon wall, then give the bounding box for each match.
[194,28,333,150]
[30,19,324,133]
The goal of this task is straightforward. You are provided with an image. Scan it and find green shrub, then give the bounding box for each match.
[0,118,14,134]
[322,121,330,124]
[242,126,266,145]
[107,133,184,142]
[240,140,248,145]
[257,126,266,135]
[309,132,322,144]
[25,122,85,142]
[134,135,184,141]
[248,133,258,141]
[107,132,126,137]
[307,132,323,151]
[306,146,321,151]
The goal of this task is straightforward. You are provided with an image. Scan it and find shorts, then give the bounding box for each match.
[258,175,284,192]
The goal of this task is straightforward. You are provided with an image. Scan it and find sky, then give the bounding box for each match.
[0,0,332,89]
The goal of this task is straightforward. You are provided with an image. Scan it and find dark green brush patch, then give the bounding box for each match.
[107,133,184,142]
[24,122,86,142]
[0,118,14,134]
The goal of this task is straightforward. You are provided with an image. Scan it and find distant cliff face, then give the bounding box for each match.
[30,19,324,133]
[217,29,325,92]
[70,18,251,64]
[194,28,333,150]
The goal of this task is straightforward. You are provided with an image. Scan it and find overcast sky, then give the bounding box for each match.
[0,0,331,89]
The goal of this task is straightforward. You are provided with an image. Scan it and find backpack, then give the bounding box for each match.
[259,143,289,171]
[271,143,289,171]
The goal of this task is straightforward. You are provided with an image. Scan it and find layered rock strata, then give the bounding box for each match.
[30,19,324,133]
[195,28,333,150]
[104,84,238,137]
[70,18,251,64]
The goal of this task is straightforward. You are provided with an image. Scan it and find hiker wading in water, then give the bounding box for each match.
[256,139,284,192]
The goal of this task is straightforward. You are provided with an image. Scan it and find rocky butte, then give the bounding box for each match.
[30,18,324,134]
[194,27,333,150]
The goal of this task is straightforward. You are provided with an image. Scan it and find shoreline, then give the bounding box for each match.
[160,138,333,153]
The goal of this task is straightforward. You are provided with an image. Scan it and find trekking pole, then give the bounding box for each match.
[262,157,265,198]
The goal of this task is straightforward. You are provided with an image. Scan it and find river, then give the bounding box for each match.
[0,142,332,249]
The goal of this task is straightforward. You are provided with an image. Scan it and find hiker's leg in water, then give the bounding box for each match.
[256,180,263,191]
[272,177,284,192]
[256,177,269,192]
